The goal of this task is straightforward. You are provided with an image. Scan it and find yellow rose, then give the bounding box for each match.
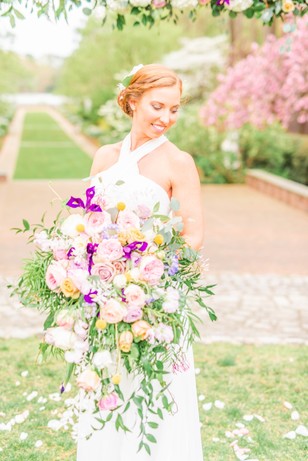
[128,228,146,243]
[60,278,80,299]
[117,231,128,246]
[282,0,295,12]
[131,320,152,340]
[119,330,134,352]
[77,369,100,392]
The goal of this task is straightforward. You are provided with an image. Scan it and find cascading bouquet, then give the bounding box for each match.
[11,183,216,454]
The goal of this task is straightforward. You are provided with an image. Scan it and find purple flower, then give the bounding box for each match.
[66,186,102,213]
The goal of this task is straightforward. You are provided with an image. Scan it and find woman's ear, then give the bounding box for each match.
[128,97,137,112]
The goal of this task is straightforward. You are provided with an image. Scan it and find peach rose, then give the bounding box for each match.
[112,260,125,274]
[139,255,165,285]
[119,331,134,352]
[45,261,67,291]
[98,392,119,411]
[131,320,152,340]
[60,278,80,299]
[117,210,140,230]
[92,262,116,283]
[84,211,112,236]
[97,239,123,261]
[100,299,127,324]
[77,369,100,392]
[124,284,146,307]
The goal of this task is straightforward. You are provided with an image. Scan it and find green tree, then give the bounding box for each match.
[0,49,33,93]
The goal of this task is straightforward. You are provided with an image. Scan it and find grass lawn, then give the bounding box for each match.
[0,338,306,460]
[14,112,92,179]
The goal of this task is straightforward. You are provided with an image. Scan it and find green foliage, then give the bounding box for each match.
[239,124,308,185]
[56,16,184,121]
[0,99,14,139]
[0,49,33,93]
[14,111,92,179]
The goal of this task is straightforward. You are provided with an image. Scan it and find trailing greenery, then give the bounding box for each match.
[0,337,307,460]
[14,112,92,179]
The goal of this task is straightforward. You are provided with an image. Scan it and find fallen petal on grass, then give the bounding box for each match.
[20,432,28,440]
[195,368,200,375]
[254,414,265,422]
[198,394,205,401]
[291,411,300,420]
[243,415,254,421]
[202,402,212,411]
[15,381,20,386]
[35,440,43,448]
[214,400,225,409]
[21,371,29,378]
[283,431,296,439]
[212,437,220,442]
[27,391,38,402]
[283,401,293,410]
[295,425,308,437]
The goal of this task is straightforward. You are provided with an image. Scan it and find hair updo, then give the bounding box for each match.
[117,64,182,118]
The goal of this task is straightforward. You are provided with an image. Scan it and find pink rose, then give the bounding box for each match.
[124,284,146,307]
[100,299,127,324]
[45,260,67,291]
[84,211,111,236]
[123,306,143,323]
[136,204,152,219]
[112,260,125,274]
[77,369,100,392]
[53,249,68,261]
[139,255,165,285]
[56,310,75,329]
[97,239,123,261]
[92,262,116,282]
[152,0,167,7]
[117,210,140,230]
[68,267,91,295]
[98,392,119,411]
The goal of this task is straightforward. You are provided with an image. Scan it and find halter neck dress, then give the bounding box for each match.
[77,133,204,461]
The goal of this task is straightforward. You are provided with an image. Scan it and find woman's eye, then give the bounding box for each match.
[152,105,161,111]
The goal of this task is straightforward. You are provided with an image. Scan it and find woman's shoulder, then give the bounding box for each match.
[91,141,121,175]
[165,140,196,170]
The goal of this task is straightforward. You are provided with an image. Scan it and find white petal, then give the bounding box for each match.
[195,368,200,375]
[243,415,254,421]
[215,400,225,409]
[20,432,28,440]
[291,411,300,420]
[39,406,45,411]
[27,391,38,402]
[202,402,212,411]
[236,422,246,428]
[283,401,293,409]
[254,414,265,422]
[225,431,234,438]
[15,381,21,386]
[283,431,296,439]
[198,394,205,401]
[212,437,220,442]
[295,425,308,437]
[48,419,63,431]
[21,371,29,377]
[35,440,43,448]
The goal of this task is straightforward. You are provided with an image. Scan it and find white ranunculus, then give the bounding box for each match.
[130,0,151,6]
[113,274,127,288]
[61,214,85,238]
[225,0,253,11]
[171,0,198,8]
[106,0,129,11]
[45,327,78,351]
[93,350,113,369]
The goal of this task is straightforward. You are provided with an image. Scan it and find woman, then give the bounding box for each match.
[77,64,204,461]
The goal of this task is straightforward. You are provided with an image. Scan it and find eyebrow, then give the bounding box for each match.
[151,100,180,108]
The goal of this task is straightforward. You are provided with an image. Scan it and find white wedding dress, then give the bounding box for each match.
[77,133,204,461]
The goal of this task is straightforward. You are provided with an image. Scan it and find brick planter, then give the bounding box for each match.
[246,169,308,213]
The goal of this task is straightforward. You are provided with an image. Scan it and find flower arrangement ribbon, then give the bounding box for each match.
[123,241,148,259]
[66,187,102,212]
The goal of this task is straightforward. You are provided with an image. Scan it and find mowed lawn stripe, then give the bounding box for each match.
[14,111,92,179]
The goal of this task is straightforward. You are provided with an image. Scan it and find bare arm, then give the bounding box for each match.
[90,145,117,177]
[171,151,204,250]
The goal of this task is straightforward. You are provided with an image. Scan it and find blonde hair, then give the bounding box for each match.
[117,64,182,117]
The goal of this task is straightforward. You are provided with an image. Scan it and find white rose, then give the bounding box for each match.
[129,268,140,281]
[45,327,78,351]
[225,0,253,11]
[113,274,127,288]
[106,0,129,11]
[61,214,85,238]
[130,0,151,6]
[93,350,113,369]
[171,0,198,8]
[64,350,84,364]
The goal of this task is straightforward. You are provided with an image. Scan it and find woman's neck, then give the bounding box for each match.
[129,130,152,151]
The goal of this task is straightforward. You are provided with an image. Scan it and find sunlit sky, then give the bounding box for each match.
[0,6,86,58]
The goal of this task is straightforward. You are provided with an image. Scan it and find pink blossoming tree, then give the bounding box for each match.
[200,17,308,130]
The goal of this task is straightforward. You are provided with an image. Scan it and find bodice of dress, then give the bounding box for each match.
[90,133,170,215]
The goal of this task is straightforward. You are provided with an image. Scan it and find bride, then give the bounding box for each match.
[77,64,204,461]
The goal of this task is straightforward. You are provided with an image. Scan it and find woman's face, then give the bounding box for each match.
[130,85,181,138]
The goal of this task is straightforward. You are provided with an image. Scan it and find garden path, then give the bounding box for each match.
[0,107,307,344]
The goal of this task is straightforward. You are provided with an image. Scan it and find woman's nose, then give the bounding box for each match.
[159,110,170,124]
